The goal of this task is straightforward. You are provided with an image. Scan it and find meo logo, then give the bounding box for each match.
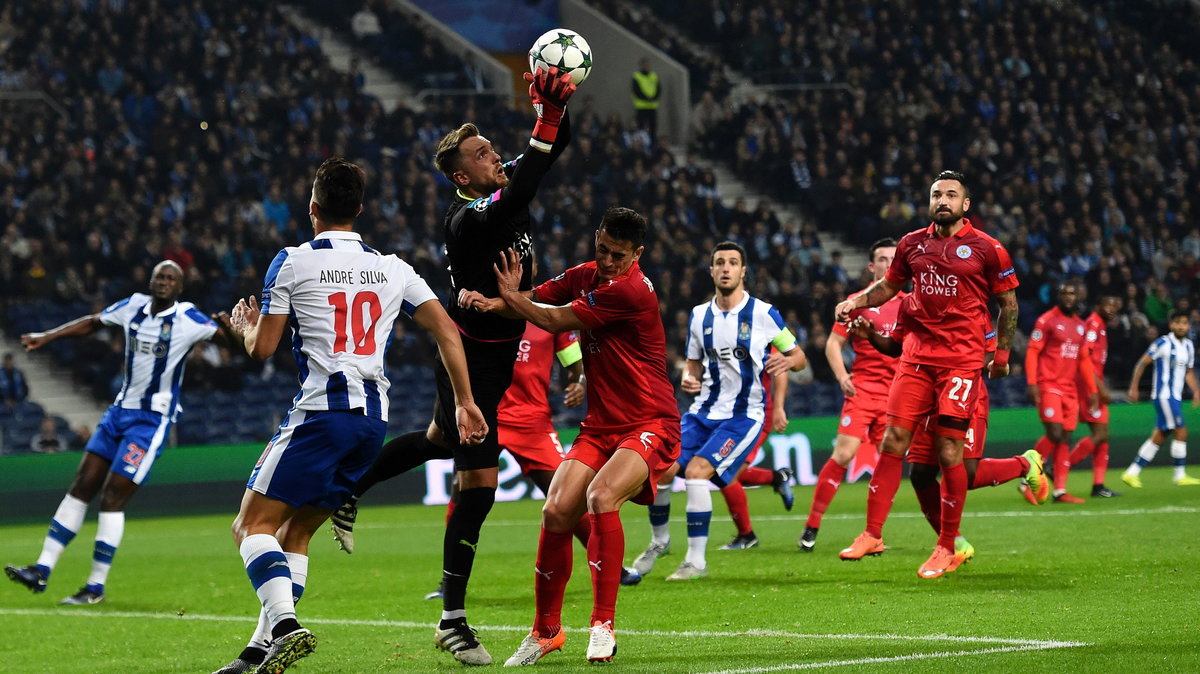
[718,438,735,458]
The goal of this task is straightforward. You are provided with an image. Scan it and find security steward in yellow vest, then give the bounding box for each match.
[631,57,660,145]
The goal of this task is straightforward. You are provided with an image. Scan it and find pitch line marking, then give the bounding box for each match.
[0,608,1086,648]
[701,641,1088,673]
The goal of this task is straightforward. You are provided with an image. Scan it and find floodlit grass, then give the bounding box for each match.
[1,467,1198,672]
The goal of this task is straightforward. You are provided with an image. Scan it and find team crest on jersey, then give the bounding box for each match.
[1087,330,1097,342]
[956,245,972,259]
[738,321,751,342]
[718,438,735,457]
[841,415,852,427]
[1031,329,1043,341]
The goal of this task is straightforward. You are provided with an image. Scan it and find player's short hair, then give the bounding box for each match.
[598,207,646,249]
[933,170,970,198]
[868,237,898,260]
[1170,309,1190,322]
[152,260,184,278]
[711,241,746,265]
[313,157,365,224]
[434,123,480,181]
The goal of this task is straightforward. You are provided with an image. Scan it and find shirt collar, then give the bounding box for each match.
[924,217,976,238]
[314,230,363,242]
[711,290,750,314]
[141,300,180,318]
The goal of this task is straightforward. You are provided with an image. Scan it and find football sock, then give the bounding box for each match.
[439,486,494,629]
[648,487,671,545]
[1171,440,1188,480]
[36,494,88,574]
[740,466,773,486]
[573,513,592,547]
[248,552,308,652]
[720,482,753,536]
[587,511,623,627]
[971,457,1026,488]
[913,481,941,533]
[683,479,711,569]
[1034,436,1054,461]
[864,452,903,539]
[532,527,573,636]
[85,510,125,591]
[938,462,968,550]
[1092,442,1109,485]
[806,459,846,528]
[354,430,451,498]
[1127,440,1159,476]
[240,534,295,633]
[1069,436,1095,465]
[1052,442,1071,492]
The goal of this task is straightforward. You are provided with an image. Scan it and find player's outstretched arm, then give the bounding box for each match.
[770,369,790,432]
[412,299,488,445]
[848,316,900,357]
[563,360,585,407]
[230,295,287,360]
[209,310,242,349]
[20,314,103,351]
[826,330,855,397]
[1127,354,1152,402]
[493,249,587,333]
[834,277,901,322]
[680,359,704,395]
[988,289,1018,379]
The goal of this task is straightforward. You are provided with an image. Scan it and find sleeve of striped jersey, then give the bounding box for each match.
[685,307,703,360]
[98,294,144,327]
[398,258,438,317]
[184,307,219,342]
[1190,341,1196,369]
[1146,337,1163,359]
[765,306,796,352]
[260,249,293,315]
[554,331,582,367]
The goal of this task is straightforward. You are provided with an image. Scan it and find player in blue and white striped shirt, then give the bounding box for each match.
[1123,310,1200,487]
[626,242,807,583]
[6,260,232,605]
[215,158,487,674]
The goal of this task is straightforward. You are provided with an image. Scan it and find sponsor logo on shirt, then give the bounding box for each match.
[998,267,1016,279]
[918,267,959,296]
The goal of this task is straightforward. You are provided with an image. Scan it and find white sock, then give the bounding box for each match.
[37,494,89,571]
[240,534,295,630]
[1128,440,1160,476]
[85,511,125,589]
[1171,440,1188,479]
[249,552,309,650]
[684,479,711,569]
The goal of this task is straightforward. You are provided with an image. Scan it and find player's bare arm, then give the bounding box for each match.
[766,346,807,376]
[834,277,901,323]
[493,249,588,333]
[826,329,855,397]
[209,311,242,349]
[770,369,789,432]
[20,314,103,351]
[681,359,704,395]
[989,289,1018,379]
[1187,369,1200,409]
[848,316,901,357]
[563,361,585,408]
[412,299,488,444]
[457,287,527,318]
[1127,354,1153,401]
[229,295,287,361]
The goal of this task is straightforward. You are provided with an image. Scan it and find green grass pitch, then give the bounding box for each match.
[1,467,1198,672]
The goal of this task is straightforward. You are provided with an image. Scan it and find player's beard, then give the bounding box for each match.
[930,206,961,227]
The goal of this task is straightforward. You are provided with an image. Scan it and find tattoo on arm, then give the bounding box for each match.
[996,290,1018,351]
[861,278,899,308]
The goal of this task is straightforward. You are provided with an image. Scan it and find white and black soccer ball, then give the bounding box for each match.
[528,28,593,86]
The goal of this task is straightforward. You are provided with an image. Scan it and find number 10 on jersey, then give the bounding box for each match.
[328,291,382,355]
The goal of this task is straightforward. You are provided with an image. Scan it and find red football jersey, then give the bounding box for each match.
[833,291,906,399]
[884,219,1019,369]
[1080,311,1108,378]
[497,323,580,429]
[1028,307,1089,391]
[534,261,680,432]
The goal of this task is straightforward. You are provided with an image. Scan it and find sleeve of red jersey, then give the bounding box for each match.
[553,330,582,367]
[883,237,912,287]
[1025,315,1047,384]
[568,275,649,330]
[533,268,575,306]
[986,241,1020,294]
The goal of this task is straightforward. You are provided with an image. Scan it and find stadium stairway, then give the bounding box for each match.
[0,330,106,434]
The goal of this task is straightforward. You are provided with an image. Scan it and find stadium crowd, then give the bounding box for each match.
[1,0,1198,451]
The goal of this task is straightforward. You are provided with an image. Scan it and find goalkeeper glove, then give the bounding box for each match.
[525,66,576,150]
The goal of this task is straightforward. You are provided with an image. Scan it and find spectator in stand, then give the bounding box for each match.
[30,416,66,455]
[0,353,29,409]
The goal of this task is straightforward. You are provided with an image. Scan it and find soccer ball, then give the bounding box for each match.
[528,28,593,86]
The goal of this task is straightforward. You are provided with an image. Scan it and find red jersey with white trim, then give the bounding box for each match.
[833,291,906,399]
[1029,307,1089,391]
[884,219,1019,369]
[534,260,680,431]
[497,323,581,429]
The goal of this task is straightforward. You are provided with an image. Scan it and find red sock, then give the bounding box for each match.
[1093,442,1109,485]
[721,482,753,536]
[587,511,623,627]
[573,514,592,548]
[1053,442,1071,492]
[865,452,903,539]
[445,500,456,525]
[1034,436,1054,461]
[533,527,573,636]
[971,457,1027,489]
[914,481,941,534]
[740,466,773,486]
[1069,436,1095,465]
[939,462,968,549]
[805,459,847,528]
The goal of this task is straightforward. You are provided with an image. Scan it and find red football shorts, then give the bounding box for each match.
[887,362,980,440]
[1076,382,1108,424]
[838,390,888,446]
[1037,388,1079,432]
[907,416,936,466]
[565,419,680,505]
[499,424,566,474]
